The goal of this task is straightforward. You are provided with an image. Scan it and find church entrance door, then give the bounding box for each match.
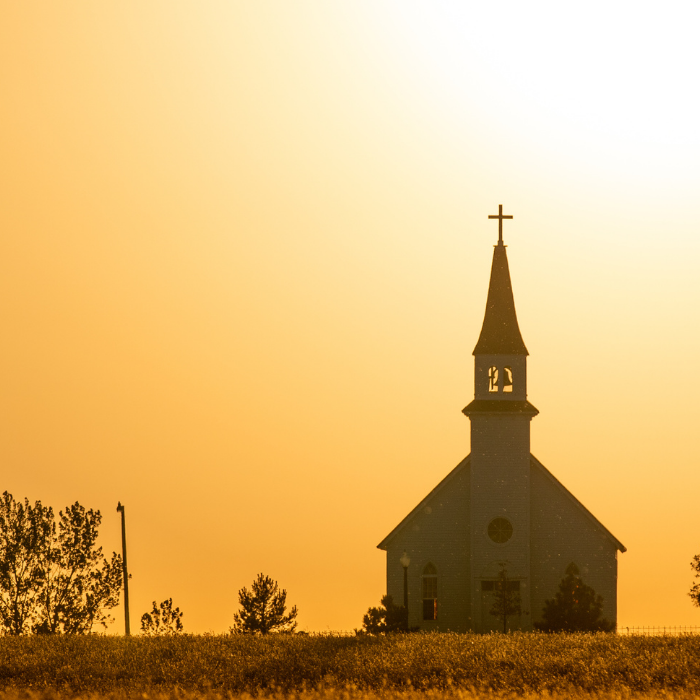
[479,580,523,633]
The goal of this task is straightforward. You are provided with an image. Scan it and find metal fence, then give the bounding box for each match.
[617,625,700,636]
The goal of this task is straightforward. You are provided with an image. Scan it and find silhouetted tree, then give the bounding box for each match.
[0,492,53,635]
[362,595,408,634]
[690,554,700,608]
[488,563,522,633]
[231,573,297,634]
[535,562,614,632]
[35,502,123,634]
[141,598,184,635]
[0,492,122,635]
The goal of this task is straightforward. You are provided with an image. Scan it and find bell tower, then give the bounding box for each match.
[462,205,538,631]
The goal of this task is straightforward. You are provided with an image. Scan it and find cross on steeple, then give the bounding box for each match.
[488,204,513,245]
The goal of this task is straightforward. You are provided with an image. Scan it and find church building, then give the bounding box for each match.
[378,207,626,632]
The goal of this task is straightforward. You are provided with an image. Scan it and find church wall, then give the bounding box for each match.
[384,463,471,632]
[530,463,619,628]
[470,415,532,631]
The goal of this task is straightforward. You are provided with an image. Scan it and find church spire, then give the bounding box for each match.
[473,206,528,356]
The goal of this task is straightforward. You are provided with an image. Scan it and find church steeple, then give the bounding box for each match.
[464,205,537,414]
[464,207,538,629]
[473,241,528,356]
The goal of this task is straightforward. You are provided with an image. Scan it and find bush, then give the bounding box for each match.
[140,598,184,635]
[362,595,407,634]
[535,563,614,632]
[690,554,700,608]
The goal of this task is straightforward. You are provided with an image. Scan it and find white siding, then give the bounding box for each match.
[470,414,533,631]
[385,462,471,631]
[530,460,619,628]
[381,453,622,633]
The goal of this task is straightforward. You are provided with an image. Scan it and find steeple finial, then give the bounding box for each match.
[488,204,513,246]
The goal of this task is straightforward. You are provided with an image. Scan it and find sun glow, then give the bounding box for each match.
[2,1,700,634]
[388,1,700,157]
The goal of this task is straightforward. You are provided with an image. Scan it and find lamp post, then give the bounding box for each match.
[116,502,130,636]
[400,551,410,629]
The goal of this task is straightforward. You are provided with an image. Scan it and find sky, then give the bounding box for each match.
[2,1,700,633]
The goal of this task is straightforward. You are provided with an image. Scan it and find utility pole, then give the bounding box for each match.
[116,502,130,635]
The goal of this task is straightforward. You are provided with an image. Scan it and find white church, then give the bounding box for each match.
[378,207,626,632]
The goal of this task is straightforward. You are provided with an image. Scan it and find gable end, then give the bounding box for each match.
[377,455,471,550]
[530,454,626,552]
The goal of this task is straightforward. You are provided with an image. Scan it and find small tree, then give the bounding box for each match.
[489,563,522,633]
[231,573,297,634]
[141,598,184,635]
[690,554,700,608]
[37,502,123,634]
[362,595,408,634]
[0,493,122,635]
[535,562,614,632]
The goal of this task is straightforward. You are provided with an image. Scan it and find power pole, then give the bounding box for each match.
[116,502,130,635]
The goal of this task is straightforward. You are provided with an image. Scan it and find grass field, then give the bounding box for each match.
[1,689,700,700]
[1,633,699,698]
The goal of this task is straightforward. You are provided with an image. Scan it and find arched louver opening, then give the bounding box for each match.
[488,366,499,392]
[503,366,513,392]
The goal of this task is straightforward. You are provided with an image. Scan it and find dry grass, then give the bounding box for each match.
[1,689,700,700]
[0,633,699,697]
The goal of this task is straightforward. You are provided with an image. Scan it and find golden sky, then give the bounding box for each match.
[2,2,700,633]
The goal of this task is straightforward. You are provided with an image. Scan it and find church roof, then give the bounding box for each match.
[376,455,470,550]
[530,454,627,552]
[473,243,528,356]
[376,454,626,552]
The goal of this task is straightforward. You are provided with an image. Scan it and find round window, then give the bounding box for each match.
[487,517,513,544]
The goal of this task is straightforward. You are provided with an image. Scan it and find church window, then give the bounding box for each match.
[488,366,499,392]
[487,517,513,544]
[503,367,513,393]
[422,563,438,620]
